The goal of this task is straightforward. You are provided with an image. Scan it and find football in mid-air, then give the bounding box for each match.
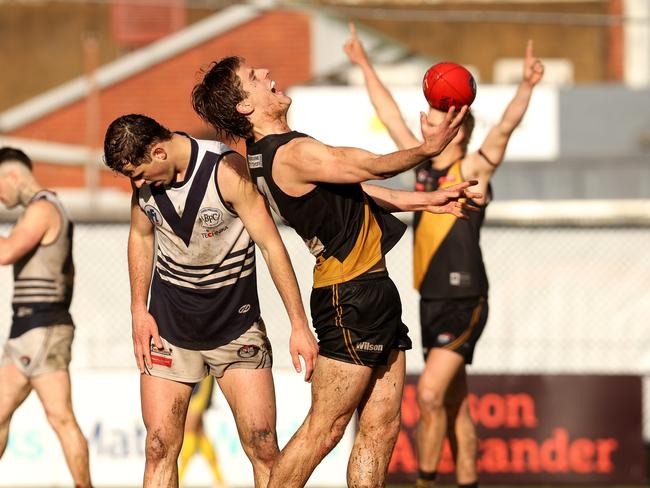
[422,62,477,111]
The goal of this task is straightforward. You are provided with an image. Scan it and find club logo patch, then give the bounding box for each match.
[20,356,31,367]
[237,345,260,359]
[198,207,223,230]
[144,205,163,227]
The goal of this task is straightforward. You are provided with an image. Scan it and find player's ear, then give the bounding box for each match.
[237,100,253,116]
[151,144,167,162]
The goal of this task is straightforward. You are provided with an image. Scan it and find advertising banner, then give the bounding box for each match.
[388,374,645,485]
[0,370,355,487]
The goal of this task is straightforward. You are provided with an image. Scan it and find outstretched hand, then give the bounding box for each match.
[420,105,469,157]
[424,180,482,219]
[289,324,319,382]
[523,39,544,87]
[343,22,369,66]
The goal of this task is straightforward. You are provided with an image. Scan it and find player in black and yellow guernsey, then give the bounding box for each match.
[192,57,480,488]
[344,26,545,488]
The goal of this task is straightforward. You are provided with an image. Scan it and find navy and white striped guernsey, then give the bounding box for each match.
[137,136,260,350]
[10,190,74,338]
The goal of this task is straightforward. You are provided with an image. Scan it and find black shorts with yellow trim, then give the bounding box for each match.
[310,270,411,367]
[420,296,488,364]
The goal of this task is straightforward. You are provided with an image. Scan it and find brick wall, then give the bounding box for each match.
[10,10,311,190]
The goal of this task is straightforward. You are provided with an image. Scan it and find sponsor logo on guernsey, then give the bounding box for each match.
[238,304,251,314]
[356,342,384,353]
[144,205,163,227]
[247,154,263,169]
[237,345,260,359]
[449,271,471,287]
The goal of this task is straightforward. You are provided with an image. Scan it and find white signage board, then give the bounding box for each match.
[0,370,355,487]
[287,85,559,162]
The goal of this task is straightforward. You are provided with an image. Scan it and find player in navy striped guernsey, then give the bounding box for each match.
[192,58,480,488]
[103,114,318,488]
[0,147,91,487]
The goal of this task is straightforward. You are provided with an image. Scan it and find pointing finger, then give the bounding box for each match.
[526,39,534,59]
[349,22,357,38]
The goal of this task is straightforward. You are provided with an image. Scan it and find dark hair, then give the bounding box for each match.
[192,56,253,141]
[0,147,32,170]
[459,111,475,156]
[103,114,173,173]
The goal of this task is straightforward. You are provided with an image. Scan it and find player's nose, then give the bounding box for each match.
[258,68,270,79]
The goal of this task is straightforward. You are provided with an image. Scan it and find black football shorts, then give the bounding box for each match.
[310,270,411,367]
[420,296,488,364]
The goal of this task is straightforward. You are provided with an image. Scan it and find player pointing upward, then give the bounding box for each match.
[344,24,544,488]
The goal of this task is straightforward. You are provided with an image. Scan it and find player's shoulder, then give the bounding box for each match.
[27,193,61,215]
[195,138,233,155]
[281,135,325,160]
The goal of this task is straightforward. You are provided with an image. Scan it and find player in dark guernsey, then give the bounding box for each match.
[344,27,545,488]
[104,114,317,488]
[192,57,480,488]
[0,147,91,487]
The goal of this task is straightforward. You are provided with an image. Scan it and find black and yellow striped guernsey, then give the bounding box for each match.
[247,131,406,288]
[413,159,489,299]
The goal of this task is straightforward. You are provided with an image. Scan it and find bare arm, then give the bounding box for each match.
[218,152,318,381]
[344,22,420,150]
[361,181,482,219]
[127,187,162,373]
[0,200,57,265]
[464,40,545,182]
[279,105,467,188]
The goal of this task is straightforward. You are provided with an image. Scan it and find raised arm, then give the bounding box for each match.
[361,180,482,219]
[127,188,162,373]
[344,22,420,150]
[218,152,318,381]
[277,105,467,189]
[464,40,545,182]
[0,200,57,265]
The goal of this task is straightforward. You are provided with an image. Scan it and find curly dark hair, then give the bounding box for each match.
[192,56,253,141]
[103,114,173,173]
[0,147,32,170]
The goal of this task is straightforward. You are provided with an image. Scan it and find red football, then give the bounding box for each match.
[422,62,476,111]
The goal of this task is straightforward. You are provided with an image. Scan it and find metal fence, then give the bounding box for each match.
[1,215,649,437]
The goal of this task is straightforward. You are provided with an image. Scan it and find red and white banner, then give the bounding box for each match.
[388,374,645,485]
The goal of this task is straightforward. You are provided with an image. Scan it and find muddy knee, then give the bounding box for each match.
[146,429,182,465]
[243,427,279,468]
[319,415,349,453]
